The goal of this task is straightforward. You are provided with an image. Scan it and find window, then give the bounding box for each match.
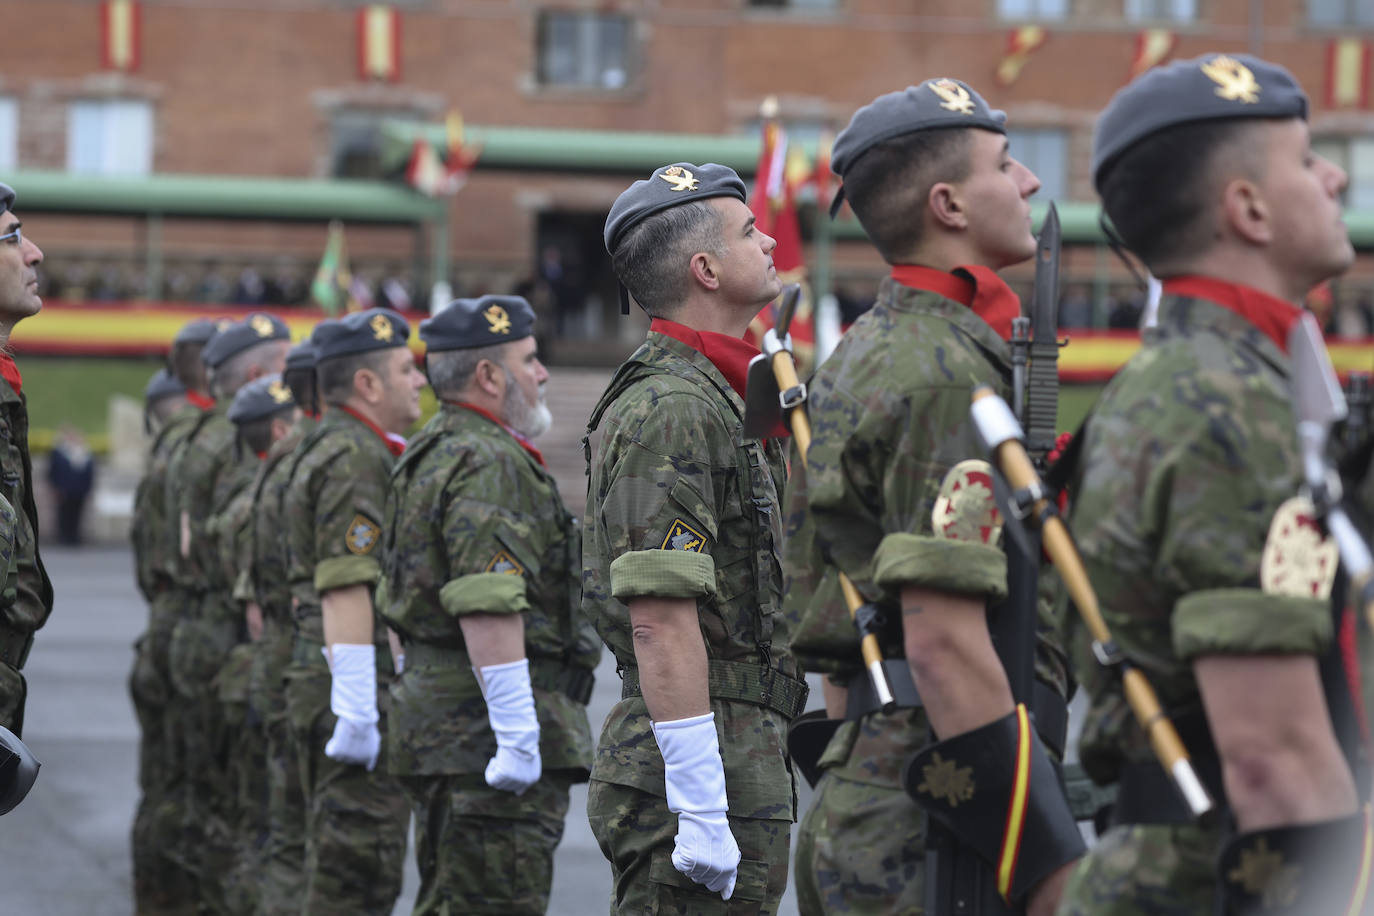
[1007,128,1069,204]
[67,98,152,175]
[1314,137,1374,210]
[536,11,632,90]
[997,0,1068,19]
[0,98,15,173]
[1308,0,1374,27]
[330,109,421,179]
[1124,0,1196,22]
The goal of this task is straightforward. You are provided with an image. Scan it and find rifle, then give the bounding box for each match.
[1343,371,1371,456]
[969,386,1214,820]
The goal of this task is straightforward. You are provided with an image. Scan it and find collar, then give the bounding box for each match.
[444,400,546,467]
[1161,276,1303,354]
[890,263,1022,340]
[649,318,759,401]
[337,404,407,457]
[186,390,215,411]
[0,354,22,397]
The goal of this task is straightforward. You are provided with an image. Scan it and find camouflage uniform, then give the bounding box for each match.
[239,416,315,916]
[1056,286,1344,914]
[281,408,408,916]
[0,363,53,736]
[130,399,204,913]
[783,276,1069,915]
[583,328,808,915]
[383,402,598,915]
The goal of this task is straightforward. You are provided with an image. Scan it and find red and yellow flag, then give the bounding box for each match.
[101,1,140,73]
[357,5,401,82]
[996,26,1048,87]
[1126,29,1177,83]
[1327,39,1371,109]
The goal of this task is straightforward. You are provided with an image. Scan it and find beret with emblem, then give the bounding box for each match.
[202,312,291,368]
[1093,53,1308,191]
[421,295,535,352]
[312,308,410,362]
[144,367,186,404]
[604,162,747,255]
[0,182,13,216]
[285,338,318,371]
[227,373,295,426]
[173,317,225,346]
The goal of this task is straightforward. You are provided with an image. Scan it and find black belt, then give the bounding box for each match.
[404,643,595,705]
[844,660,1070,760]
[620,658,810,720]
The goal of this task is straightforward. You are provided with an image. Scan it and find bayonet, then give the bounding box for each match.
[1024,203,1062,468]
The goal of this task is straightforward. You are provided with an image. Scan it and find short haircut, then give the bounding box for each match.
[426,343,508,400]
[284,365,318,416]
[842,127,974,264]
[1098,119,1267,270]
[146,394,185,429]
[168,340,207,392]
[611,200,724,317]
[317,348,392,407]
[210,339,289,400]
[237,406,297,456]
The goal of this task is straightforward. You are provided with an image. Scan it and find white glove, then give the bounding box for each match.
[478,658,541,794]
[324,643,380,771]
[653,712,740,900]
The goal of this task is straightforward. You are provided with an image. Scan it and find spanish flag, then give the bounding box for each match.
[996,26,1048,87]
[101,1,140,73]
[357,5,401,82]
[1126,29,1177,83]
[1326,39,1371,110]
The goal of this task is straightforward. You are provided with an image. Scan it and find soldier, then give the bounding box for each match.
[1058,54,1368,914]
[281,308,420,914]
[242,337,321,916]
[584,163,811,913]
[781,81,1082,916]
[165,312,290,906]
[382,294,599,914]
[0,182,53,740]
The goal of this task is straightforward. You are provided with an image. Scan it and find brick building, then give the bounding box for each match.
[1,0,1372,344]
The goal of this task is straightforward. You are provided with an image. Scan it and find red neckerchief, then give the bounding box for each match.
[338,405,406,457]
[890,263,1023,340]
[446,400,546,467]
[186,391,215,411]
[254,450,267,460]
[0,354,22,397]
[1162,276,1303,355]
[650,318,759,401]
[304,410,321,421]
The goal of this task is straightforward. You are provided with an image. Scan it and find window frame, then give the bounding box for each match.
[995,0,1069,21]
[66,97,154,176]
[1005,126,1070,205]
[534,9,635,92]
[1123,0,1198,24]
[0,97,16,173]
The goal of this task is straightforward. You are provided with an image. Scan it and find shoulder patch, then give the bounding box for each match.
[662,518,707,553]
[931,459,1003,545]
[345,514,381,556]
[1260,496,1338,600]
[485,550,525,576]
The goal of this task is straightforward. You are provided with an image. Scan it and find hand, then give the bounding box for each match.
[485,745,541,794]
[387,628,405,675]
[245,602,264,642]
[324,715,380,771]
[653,712,739,900]
[672,810,740,900]
[479,659,541,794]
[1026,858,1079,916]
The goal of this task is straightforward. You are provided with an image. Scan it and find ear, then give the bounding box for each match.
[270,416,291,442]
[474,358,504,398]
[688,251,721,292]
[354,365,383,404]
[1219,177,1270,246]
[928,181,967,231]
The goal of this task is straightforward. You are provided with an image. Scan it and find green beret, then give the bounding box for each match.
[202,313,291,368]
[1093,53,1308,191]
[144,368,186,404]
[604,162,747,255]
[421,295,535,352]
[227,373,295,425]
[312,308,410,362]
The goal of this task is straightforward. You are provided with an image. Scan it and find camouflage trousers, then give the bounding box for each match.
[0,644,26,734]
[1055,823,1218,915]
[284,655,409,916]
[397,772,573,915]
[210,641,268,916]
[254,620,307,916]
[586,779,792,915]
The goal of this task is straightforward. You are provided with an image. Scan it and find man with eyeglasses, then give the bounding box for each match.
[0,182,54,741]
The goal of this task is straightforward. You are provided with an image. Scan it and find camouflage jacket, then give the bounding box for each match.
[382,403,597,777]
[209,458,258,607]
[0,371,52,648]
[165,406,242,596]
[583,329,802,819]
[783,277,1068,784]
[1066,288,1333,785]
[233,417,315,619]
[133,403,202,602]
[282,408,393,656]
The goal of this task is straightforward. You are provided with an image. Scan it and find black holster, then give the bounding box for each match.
[1215,810,1372,915]
[786,709,842,789]
[0,724,40,815]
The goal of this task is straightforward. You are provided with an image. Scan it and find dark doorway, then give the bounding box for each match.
[532,211,622,363]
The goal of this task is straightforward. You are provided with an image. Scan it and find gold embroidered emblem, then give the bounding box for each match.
[931,460,1003,546]
[369,314,394,341]
[928,79,975,115]
[484,305,512,335]
[1227,838,1302,908]
[267,380,293,404]
[485,550,525,576]
[662,519,707,553]
[917,753,975,807]
[658,166,700,192]
[344,514,380,556]
[1201,55,1261,104]
[1260,497,1339,600]
[250,315,275,337]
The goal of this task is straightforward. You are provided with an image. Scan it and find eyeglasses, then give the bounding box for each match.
[0,225,21,246]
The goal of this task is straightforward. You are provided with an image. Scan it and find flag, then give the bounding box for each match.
[311,221,354,316]
[101,1,140,73]
[357,5,400,82]
[406,111,483,197]
[996,26,1048,87]
[1326,39,1371,109]
[1126,29,1177,83]
[813,128,834,213]
[405,138,446,196]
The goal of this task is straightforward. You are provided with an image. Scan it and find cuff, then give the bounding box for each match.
[1173,588,1332,661]
[610,549,717,601]
[315,555,382,593]
[440,573,530,617]
[873,533,1008,600]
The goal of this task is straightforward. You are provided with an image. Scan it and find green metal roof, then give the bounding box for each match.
[3,170,444,223]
